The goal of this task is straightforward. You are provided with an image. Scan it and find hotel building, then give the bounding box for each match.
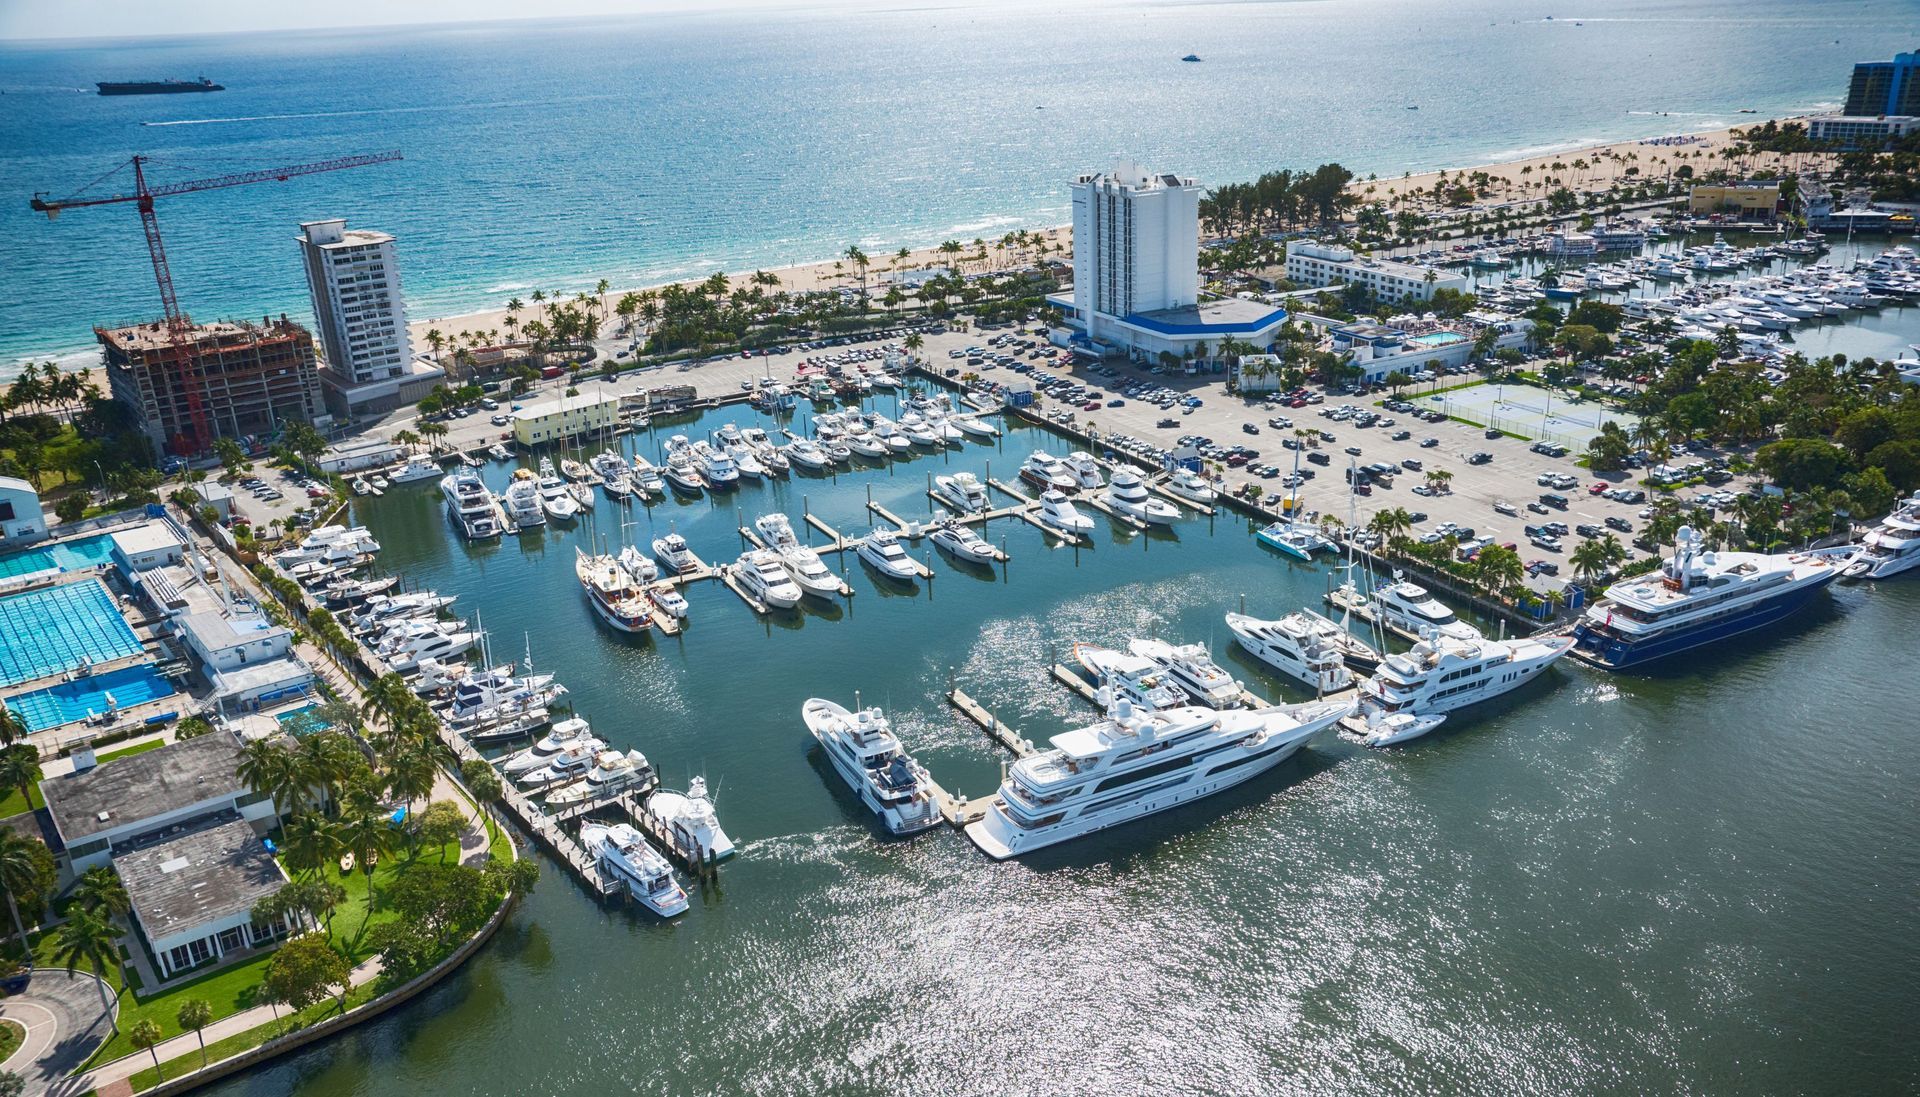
[298,219,442,418]
[1283,243,1467,304]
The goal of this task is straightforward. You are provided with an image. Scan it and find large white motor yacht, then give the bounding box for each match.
[1072,643,1191,712]
[653,533,700,575]
[1020,452,1080,493]
[856,529,919,580]
[934,473,989,514]
[536,459,580,521]
[735,550,802,609]
[754,513,799,550]
[440,469,503,541]
[1223,611,1354,694]
[1037,490,1095,537]
[576,549,653,632]
[1844,491,1920,580]
[1164,467,1217,504]
[648,777,735,860]
[801,698,941,836]
[689,440,739,489]
[965,693,1353,859]
[1344,628,1573,737]
[1061,451,1105,490]
[928,519,999,564]
[1372,576,1481,641]
[501,717,597,775]
[501,474,546,529]
[1104,470,1181,525]
[777,545,842,599]
[580,822,688,916]
[1127,637,1244,708]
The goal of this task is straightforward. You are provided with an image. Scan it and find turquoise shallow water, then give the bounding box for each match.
[0,0,1895,370]
[193,393,1920,1095]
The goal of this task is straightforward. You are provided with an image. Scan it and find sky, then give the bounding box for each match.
[0,0,848,41]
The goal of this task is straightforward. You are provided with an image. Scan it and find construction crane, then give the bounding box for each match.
[30,150,403,454]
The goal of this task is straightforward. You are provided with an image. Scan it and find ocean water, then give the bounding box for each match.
[0,0,1894,374]
[198,400,1920,1096]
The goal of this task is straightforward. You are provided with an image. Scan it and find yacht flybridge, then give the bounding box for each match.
[802,698,941,836]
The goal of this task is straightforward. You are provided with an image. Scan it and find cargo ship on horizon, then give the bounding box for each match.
[96,77,223,96]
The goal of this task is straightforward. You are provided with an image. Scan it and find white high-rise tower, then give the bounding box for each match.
[297,218,412,387]
[1070,161,1202,341]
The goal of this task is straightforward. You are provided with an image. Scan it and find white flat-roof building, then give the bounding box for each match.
[1056,161,1291,361]
[1807,114,1920,149]
[110,522,186,573]
[0,476,46,546]
[1285,242,1468,304]
[512,392,621,447]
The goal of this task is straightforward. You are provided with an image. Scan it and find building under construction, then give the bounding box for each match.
[96,316,327,455]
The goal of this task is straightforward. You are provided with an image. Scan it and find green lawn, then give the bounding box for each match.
[126,980,382,1092]
[0,782,44,820]
[95,739,166,764]
[326,838,462,964]
[0,1016,24,1062]
[85,951,276,1066]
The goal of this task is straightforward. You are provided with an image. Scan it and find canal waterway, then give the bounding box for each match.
[203,398,1920,1095]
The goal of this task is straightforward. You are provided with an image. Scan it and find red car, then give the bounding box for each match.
[1589,482,1608,495]
[1082,400,1102,411]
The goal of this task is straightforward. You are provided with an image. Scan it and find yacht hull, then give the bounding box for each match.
[1572,575,1834,670]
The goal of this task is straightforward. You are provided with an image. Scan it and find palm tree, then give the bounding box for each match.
[50,907,121,1033]
[340,810,393,929]
[1569,539,1611,585]
[0,703,24,748]
[0,831,46,943]
[236,738,300,819]
[385,742,438,817]
[130,1018,165,1079]
[178,998,213,1069]
[281,812,345,880]
[73,865,130,921]
[0,746,40,813]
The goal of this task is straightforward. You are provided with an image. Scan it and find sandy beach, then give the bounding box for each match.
[404,117,1821,357]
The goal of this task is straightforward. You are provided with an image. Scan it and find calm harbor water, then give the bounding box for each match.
[202,400,1920,1095]
[0,0,1900,371]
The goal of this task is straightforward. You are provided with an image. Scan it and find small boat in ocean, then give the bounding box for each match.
[1181,54,1201,62]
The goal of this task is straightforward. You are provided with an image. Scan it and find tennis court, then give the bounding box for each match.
[0,580,145,687]
[1420,383,1638,446]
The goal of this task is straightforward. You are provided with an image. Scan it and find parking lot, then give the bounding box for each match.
[226,468,341,534]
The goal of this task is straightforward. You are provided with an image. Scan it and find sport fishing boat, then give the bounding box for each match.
[1572,526,1849,670]
[536,459,579,522]
[647,777,735,860]
[1372,576,1482,641]
[1104,470,1181,525]
[1843,491,1920,580]
[1223,611,1354,694]
[934,472,990,514]
[1342,628,1573,738]
[581,822,688,916]
[575,548,653,633]
[928,518,999,564]
[1127,637,1244,708]
[964,692,1352,859]
[856,528,918,581]
[801,698,941,836]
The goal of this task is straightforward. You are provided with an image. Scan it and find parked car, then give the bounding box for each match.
[1420,437,1439,448]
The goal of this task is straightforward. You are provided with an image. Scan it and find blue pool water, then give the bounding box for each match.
[2,664,174,733]
[1410,332,1467,347]
[0,580,145,687]
[0,535,116,581]
[275,704,331,735]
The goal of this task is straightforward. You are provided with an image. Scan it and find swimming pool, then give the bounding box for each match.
[0,580,146,687]
[0,534,117,581]
[3,664,175,732]
[1409,332,1467,348]
[275,703,332,735]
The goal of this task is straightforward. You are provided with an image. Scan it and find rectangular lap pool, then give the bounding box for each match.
[2,663,176,733]
[0,534,117,582]
[0,580,145,687]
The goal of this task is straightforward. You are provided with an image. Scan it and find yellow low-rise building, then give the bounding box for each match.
[510,392,621,446]
[1688,182,1781,218]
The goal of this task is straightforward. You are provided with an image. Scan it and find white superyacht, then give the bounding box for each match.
[965,693,1352,859]
[1222,610,1355,694]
